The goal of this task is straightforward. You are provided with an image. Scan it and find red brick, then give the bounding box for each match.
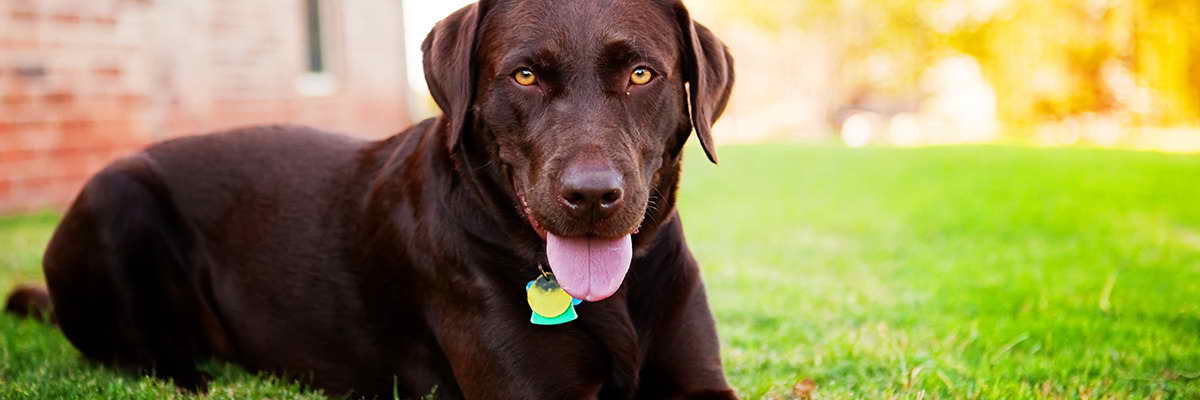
[90,16,118,26]
[0,150,39,163]
[12,65,48,80]
[0,39,39,50]
[117,93,147,107]
[10,10,38,21]
[0,121,51,135]
[63,120,137,143]
[46,147,86,158]
[51,13,82,24]
[1,0,410,213]
[0,129,62,153]
[56,154,94,178]
[0,152,104,183]
[44,91,75,104]
[58,119,95,134]
[5,177,85,212]
[2,93,34,107]
[0,158,48,181]
[93,66,122,78]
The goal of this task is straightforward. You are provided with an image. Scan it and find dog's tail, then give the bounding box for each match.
[5,285,55,323]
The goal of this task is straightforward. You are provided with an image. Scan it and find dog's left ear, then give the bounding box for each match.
[674,3,735,165]
[422,1,491,154]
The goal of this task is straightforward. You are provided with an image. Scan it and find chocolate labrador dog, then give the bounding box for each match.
[4,0,735,398]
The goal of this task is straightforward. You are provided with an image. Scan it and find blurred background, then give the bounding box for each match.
[1,0,1198,212]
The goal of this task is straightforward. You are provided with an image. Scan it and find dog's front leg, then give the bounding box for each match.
[637,260,739,400]
[432,301,608,400]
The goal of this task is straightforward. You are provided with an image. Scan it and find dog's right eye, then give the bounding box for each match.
[630,67,654,85]
[514,68,538,86]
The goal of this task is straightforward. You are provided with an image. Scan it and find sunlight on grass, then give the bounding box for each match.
[678,144,1200,398]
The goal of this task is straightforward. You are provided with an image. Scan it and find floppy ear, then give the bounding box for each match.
[674,4,735,164]
[422,2,489,154]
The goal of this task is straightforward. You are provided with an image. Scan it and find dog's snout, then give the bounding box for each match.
[559,163,624,219]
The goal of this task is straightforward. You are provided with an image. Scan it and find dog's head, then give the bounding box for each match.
[423,0,733,301]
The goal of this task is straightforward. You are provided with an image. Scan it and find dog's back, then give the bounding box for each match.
[8,125,389,392]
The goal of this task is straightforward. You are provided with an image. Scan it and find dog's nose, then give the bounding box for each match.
[559,164,624,219]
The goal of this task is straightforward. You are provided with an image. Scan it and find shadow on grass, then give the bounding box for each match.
[0,313,336,399]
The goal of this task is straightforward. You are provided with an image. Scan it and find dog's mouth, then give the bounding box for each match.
[515,185,632,303]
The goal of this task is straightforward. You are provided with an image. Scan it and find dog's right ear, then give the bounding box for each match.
[422,2,490,154]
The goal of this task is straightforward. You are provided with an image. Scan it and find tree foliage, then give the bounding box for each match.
[709,0,1200,130]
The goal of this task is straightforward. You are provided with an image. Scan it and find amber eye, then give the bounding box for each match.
[514,68,537,86]
[630,67,653,85]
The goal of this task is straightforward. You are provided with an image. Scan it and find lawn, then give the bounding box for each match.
[2,144,1199,399]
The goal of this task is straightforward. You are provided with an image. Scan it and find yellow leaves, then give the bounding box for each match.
[792,378,816,399]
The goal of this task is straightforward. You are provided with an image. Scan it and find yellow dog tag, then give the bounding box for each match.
[527,275,572,317]
[525,274,583,325]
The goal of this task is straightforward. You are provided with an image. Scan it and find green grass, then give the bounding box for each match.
[3,144,1200,399]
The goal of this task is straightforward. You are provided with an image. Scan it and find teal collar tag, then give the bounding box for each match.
[526,273,583,325]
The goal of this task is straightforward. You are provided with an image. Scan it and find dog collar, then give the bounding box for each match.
[526,267,582,325]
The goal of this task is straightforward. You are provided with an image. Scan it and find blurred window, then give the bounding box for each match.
[305,0,325,73]
[298,0,335,96]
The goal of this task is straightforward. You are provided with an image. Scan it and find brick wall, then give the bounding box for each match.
[0,0,411,214]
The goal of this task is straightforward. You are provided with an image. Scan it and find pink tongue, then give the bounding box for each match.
[545,233,632,302]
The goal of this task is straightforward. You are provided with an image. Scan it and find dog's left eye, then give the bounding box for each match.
[630,67,653,85]
[514,68,538,86]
